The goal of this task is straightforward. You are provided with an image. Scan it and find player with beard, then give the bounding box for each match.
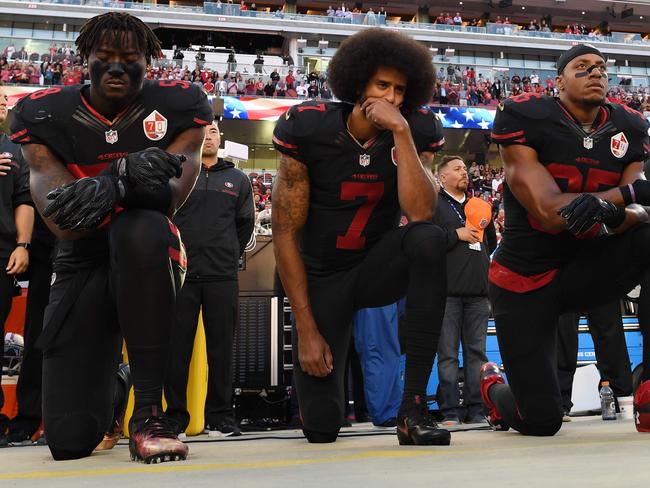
[482,44,650,435]
[10,12,212,462]
[272,28,450,445]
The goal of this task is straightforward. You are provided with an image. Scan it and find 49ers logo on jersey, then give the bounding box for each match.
[610,132,629,159]
[143,110,168,141]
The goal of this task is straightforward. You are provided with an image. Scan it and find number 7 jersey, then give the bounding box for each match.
[490,94,650,293]
[273,101,444,276]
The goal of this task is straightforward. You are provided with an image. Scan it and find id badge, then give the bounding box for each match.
[469,242,481,251]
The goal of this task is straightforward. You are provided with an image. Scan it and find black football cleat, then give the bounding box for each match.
[96,363,132,451]
[128,406,188,464]
[396,395,451,446]
[480,362,510,431]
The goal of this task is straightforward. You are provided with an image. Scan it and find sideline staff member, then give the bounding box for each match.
[165,121,254,436]
[0,85,34,447]
[434,155,496,426]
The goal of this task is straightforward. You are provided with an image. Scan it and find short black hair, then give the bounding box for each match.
[436,155,465,172]
[327,28,435,111]
[76,12,161,64]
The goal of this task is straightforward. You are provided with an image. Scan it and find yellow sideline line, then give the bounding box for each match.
[0,450,430,480]
[1,436,647,481]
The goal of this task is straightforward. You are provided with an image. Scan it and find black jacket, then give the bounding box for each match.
[0,134,33,259]
[174,159,254,281]
[433,190,497,297]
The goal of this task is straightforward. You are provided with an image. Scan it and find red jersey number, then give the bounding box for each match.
[336,182,384,250]
[546,164,620,193]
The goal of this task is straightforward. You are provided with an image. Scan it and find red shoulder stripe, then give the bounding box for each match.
[491,130,525,140]
[272,135,298,150]
[10,129,28,141]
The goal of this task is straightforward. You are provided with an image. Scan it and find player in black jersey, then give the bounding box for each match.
[10,13,212,462]
[272,28,450,445]
[483,44,650,435]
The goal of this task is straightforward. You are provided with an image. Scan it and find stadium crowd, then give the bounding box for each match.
[3,50,649,115]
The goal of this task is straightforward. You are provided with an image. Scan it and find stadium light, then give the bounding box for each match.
[297,38,307,48]
[445,47,455,57]
[318,40,329,50]
[606,58,616,67]
[429,47,439,56]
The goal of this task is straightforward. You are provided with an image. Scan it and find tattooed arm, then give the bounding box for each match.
[272,154,333,378]
[21,143,87,240]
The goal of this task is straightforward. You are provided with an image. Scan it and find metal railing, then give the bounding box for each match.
[7,0,650,48]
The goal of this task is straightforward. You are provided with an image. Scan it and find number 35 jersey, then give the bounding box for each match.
[490,94,650,293]
[273,101,444,276]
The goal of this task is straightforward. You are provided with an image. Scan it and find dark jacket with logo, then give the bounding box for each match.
[173,159,255,281]
[0,134,33,260]
[433,190,497,297]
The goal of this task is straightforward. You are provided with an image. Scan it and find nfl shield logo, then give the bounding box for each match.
[359,154,371,167]
[610,132,629,159]
[143,110,168,141]
[105,130,118,145]
[225,182,234,188]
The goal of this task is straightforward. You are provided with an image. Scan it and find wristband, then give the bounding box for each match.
[16,242,31,251]
[620,184,635,206]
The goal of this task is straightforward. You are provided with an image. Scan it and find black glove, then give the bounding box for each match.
[109,148,185,191]
[558,193,626,235]
[42,176,121,230]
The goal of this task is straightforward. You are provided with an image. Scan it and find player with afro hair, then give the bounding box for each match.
[327,28,436,111]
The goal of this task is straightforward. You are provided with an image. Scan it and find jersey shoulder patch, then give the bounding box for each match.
[498,94,556,121]
[145,80,211,116]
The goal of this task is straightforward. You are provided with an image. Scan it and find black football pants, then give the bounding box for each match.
[557,301,632,413]
[41,210,184,460]
[164,280,238,430]
[489,225,650,436]
[294,222,447,440]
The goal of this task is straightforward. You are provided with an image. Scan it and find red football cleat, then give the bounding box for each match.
[480,362,509,431]
[634,379,650,433]
[129,406,188,464]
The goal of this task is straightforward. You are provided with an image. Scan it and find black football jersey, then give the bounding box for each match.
[10,80,214,269]
[273,101,444,275]
[490,93,650,292]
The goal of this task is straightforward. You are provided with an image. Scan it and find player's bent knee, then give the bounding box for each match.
[526,417,563,437]
[109,209,169,263]
[46,412,104,461]
[303,428,340,443]
[300,396,345,435]
[401,222,446,265]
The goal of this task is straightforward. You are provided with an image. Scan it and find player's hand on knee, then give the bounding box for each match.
[43,176,119,230]
[559,193,625,234]
[558,193,602,234]
[298,330,334,377]
[111,148,185,190]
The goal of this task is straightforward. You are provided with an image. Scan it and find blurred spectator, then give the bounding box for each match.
[253,54,264,74]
